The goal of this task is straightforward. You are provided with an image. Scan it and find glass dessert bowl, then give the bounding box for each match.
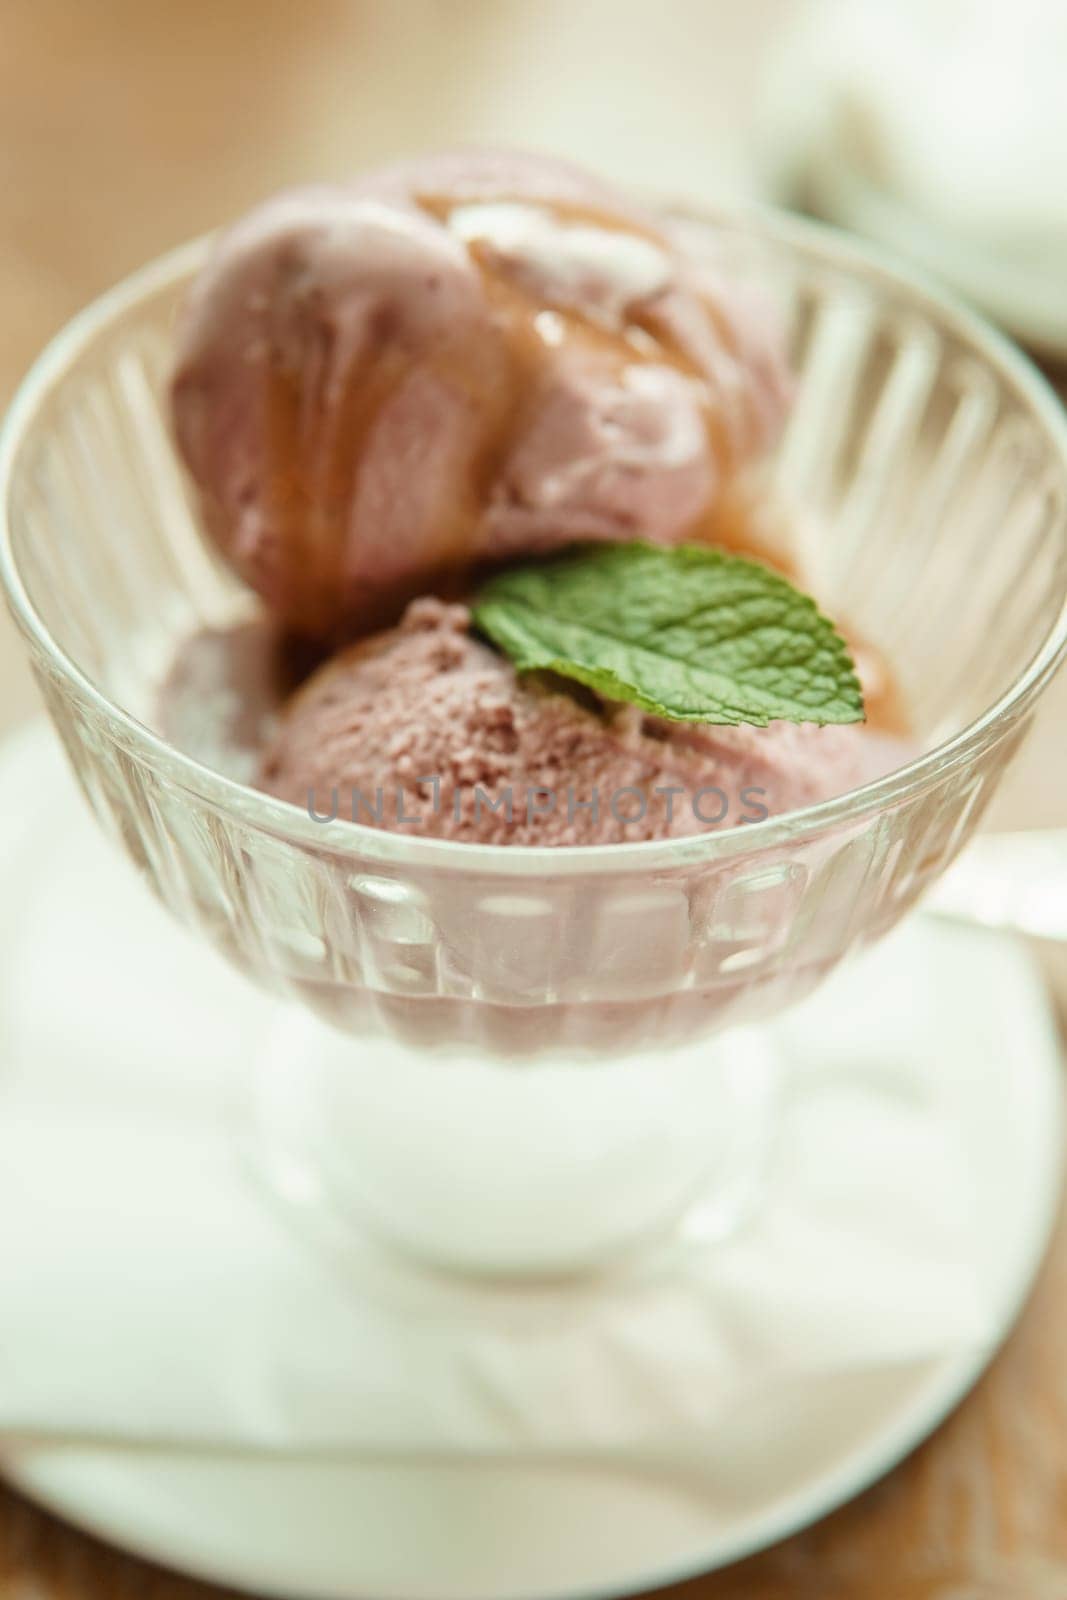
[4,209,1067,1281]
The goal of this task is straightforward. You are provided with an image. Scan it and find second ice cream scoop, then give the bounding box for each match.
[258,598,906,845]
[171,151,791,634]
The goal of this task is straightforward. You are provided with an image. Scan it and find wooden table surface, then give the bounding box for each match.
[3,4,1067,1596]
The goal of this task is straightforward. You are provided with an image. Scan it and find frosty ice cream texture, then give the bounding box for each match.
[171,150,792,635]
[170,150,909,843]
[259,598,905,845]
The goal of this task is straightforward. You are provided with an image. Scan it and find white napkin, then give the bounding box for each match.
[0,724,1057,1459]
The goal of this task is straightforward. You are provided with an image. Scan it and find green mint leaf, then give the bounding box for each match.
[471,542,865,727]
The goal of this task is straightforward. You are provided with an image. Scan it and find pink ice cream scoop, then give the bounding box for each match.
[258,599,907,845]
[171,150,792,635]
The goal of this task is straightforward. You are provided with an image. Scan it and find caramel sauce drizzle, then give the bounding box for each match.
[257,191,765,631]
[416,190,743,529]
[254,191,903,732]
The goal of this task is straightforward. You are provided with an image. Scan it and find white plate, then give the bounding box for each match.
[5,1312,1059,1600]
[5,935,1062,1600]
[0,722,1062,1599]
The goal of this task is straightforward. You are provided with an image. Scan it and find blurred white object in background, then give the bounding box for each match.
[760,0,1067,351]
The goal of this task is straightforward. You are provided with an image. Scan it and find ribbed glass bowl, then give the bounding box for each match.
[3,209,1067,1275]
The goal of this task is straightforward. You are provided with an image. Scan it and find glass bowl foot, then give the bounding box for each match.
[236,1008,784,1298]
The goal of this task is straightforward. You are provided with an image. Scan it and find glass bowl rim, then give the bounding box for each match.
[3,204,1067,879]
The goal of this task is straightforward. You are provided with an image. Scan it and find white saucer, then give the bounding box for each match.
[1,1343,1050,1600]
[0,724,1062,1600]
[7,1323,1061,1600]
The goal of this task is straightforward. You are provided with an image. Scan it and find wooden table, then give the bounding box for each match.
[3,3,1067,1595]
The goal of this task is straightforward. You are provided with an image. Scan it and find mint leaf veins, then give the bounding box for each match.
[471,542,865,728]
